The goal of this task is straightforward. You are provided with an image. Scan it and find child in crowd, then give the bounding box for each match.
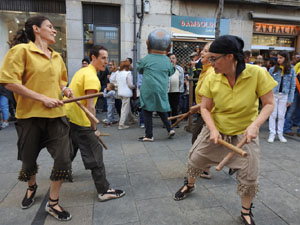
[103,83,117,127]
[0,85,10,129]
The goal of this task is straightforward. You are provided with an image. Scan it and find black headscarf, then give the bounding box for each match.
[209,35,246,78]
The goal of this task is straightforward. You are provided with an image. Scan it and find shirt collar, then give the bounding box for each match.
[215,65,251,84]
[87,64,97,74]
[28,41,59,58]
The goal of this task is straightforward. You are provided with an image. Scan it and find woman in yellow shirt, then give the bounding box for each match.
[0,16,73,221]
[174,35,277,225]
[189,42,214,179]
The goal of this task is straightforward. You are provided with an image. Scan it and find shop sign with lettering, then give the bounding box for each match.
[171,15,229,37]
[254,23,299,36]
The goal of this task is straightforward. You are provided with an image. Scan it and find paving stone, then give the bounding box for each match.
[259,158,282,172]
[0,207,35,225]
[261,170,300,199]
[0,157,21,174]
[136,197,189,225]
[105,162,128,176]
[122,143,148,156]
[172,150,189,163]
[93,186,138,225]
[186,207,240,225]
[129,172,171,200]
[154,160,186,179]
[258,187,300,224]
[0,173,18,202]
[125,155,158,173]
[147,147,179,162]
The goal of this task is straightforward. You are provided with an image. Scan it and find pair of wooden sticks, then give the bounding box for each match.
[63,92,108,149]
[168,112,248,170]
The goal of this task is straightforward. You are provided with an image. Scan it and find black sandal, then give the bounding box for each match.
[45,197,72,221]
[241,204,256,225]
[21,183,38,209]
[173,177,195,201]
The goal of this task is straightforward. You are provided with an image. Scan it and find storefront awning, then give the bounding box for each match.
[249,11,300,23]
[251,45,295,51]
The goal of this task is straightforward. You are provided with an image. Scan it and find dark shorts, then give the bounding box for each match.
[15,117,72,182]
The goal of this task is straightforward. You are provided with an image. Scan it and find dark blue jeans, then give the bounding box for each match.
[283,90,300,133]
[143,109,172,138]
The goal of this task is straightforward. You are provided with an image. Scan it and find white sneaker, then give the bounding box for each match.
[118,125,130,130]
[278,134,287,143]
[1,122,9,129]
[168,129,175,138]
[267,133,275,143]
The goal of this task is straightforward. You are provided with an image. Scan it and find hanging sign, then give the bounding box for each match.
[171,15,230,38]
[253,23,299,36]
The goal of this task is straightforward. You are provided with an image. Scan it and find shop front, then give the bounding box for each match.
[171,15,229,67]
[251,22,300,58]
[0,0,67,65]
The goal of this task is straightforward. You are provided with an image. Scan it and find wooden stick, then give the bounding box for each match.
[75,101,99,124]
[217,138,248,157]
[168,112,189,121]
[99,133,110,136]
[94,131,108,150]
[92,125,108,150]
[170,111,190,128]
[63,92,103,104]
[216,136,248,171]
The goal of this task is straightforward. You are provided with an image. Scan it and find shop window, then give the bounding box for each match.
[0,11,67,64]
[252,34,295,48]
[83,4,120,65]
[173,41,205,69]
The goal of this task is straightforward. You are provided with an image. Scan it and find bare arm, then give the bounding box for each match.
[85,89,98,130]
[200,96,221,144]
[5,83,63,108]
[244,90,274,143]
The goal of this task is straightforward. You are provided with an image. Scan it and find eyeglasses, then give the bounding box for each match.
[208,54,225,63]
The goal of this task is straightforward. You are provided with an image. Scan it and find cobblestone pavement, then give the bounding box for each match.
[1,114,300,225]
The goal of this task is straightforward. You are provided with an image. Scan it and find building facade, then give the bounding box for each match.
[1,0,300,79]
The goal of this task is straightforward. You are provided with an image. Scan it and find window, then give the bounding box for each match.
[83,4,120,65]
[0,11,66,64]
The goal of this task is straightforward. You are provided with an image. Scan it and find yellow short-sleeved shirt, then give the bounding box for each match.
[195,64,215,105]
[295,62,300,75]
[200,64,278,135]
[65,64,101,127]
[0,42,68,119]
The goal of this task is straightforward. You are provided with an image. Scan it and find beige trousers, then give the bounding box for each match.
[119,97,134,126]
[188,125,260,198]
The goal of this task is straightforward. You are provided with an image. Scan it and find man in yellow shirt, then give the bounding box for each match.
[66,45,125,201]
